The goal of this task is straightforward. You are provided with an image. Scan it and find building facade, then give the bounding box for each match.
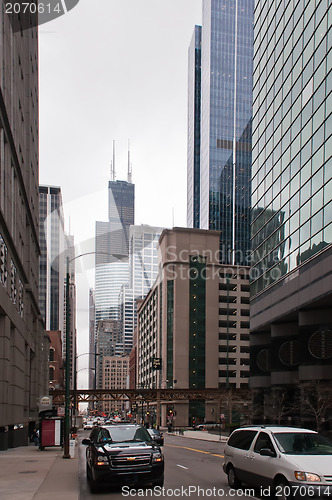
[187,25,202,229]
[136,228,250,426]
[0,9,47,449]
[48,331,64,391]
[187,0,253,266]
[95,179,134,326]
[39,186,65,332]
[250,0,332,427]
[88,288,96,390]
[116,225,164,355]
[95,319,121,390]
[101,355,129,415]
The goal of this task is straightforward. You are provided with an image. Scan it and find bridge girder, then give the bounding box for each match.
[50,388,250,404]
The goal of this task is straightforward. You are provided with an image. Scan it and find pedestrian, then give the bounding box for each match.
[32,428,39,446]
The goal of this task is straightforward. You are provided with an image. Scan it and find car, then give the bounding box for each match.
[147,428,164,446]
[82,424,164,492]
[223,425,332,499]
[83,421,95,430]
[194,421,218,431]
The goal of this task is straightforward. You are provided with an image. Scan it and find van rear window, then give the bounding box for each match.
[227,430,258,450]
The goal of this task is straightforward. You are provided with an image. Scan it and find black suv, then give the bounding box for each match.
[82,424,164,492]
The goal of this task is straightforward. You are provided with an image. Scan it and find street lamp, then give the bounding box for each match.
[64,256,71,458]
[63,251,127,458]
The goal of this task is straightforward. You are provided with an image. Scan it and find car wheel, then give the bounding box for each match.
[153,477,164,488]
[274,478,291,500]
[227,466,241,489]
[86,462,90,479]
[89,476,99,494]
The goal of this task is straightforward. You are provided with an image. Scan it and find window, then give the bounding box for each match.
[228,430,258,450]
[254,432,276,454]
[49,348,55,362]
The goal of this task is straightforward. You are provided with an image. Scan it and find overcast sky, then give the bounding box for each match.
[39,0,202,386]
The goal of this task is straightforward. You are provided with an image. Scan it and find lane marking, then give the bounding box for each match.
[176,464,188,469]
[165,444,224,458]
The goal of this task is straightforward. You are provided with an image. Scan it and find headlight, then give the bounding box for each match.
[96,455,109,466]
[152,452,163,463]
[295,472,321,482]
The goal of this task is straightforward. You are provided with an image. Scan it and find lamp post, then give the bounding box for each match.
[63,251,127,458]
[64,256,71,458]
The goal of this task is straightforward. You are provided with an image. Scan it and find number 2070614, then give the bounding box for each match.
[5,2,62,15]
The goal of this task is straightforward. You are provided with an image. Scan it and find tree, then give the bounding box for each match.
[263,387,296,425]
[298,381,332,432]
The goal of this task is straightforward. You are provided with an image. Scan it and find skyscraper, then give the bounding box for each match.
[116,225,164,354]
[94,145,135,353]
[39,186,65,331]
[187,25,202,229]
[88,288,96,390]
[0,8,47,449]
[187,0,254,265]
[250,0,331,424]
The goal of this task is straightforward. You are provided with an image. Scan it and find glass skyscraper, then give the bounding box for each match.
[95,179,135,324]
[187,25,202,229]
[187,0,254,265]
[250,0,331,424]
[251,0,331,297]
[116,225,163,355]
[39,186,65,331]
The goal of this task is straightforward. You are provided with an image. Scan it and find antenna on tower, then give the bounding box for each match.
[111,140,116,181]
[127,139,132,183]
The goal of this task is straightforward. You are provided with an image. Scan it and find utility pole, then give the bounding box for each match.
[63,256,71,458]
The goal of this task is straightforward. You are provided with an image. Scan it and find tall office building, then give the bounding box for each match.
[116,225,163,354]
[0,9,47,449]
[250,0,331,424]
[187,25,202,229]
[95,319,121,389]
[39,186,65,331]
[94,150,135,325]
[94,146,135,387]
[63,234,77,389]
[187,0,253,265]
[136,228,250,426]
[88,288,96,390]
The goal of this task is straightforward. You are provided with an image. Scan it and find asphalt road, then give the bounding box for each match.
[78,431,258,499]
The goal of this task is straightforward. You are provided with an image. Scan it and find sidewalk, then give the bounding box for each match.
[0,444,79,500]
[167,429,228,442]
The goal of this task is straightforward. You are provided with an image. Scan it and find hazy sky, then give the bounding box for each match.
[39,0,202,386]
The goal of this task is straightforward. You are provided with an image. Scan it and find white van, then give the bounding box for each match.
[223,426,332,499]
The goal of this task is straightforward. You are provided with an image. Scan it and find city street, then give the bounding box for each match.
[78,431,257,499]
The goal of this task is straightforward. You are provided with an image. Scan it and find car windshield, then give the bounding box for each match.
[273,432,332,455]
[97,426,152,444]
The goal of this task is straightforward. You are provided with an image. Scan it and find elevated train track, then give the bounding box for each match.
[50,388,249,404]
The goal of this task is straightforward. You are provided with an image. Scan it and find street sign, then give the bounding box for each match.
[39,395,53,411]
[57,406,65,417]
[152,357,162,370]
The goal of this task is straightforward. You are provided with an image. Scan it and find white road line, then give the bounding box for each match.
[176,464,188,469]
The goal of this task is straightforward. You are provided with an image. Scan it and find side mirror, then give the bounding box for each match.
[260,448,276,457]
[82,438,91,445]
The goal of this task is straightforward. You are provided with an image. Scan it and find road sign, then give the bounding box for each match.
[57,406,65,417]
